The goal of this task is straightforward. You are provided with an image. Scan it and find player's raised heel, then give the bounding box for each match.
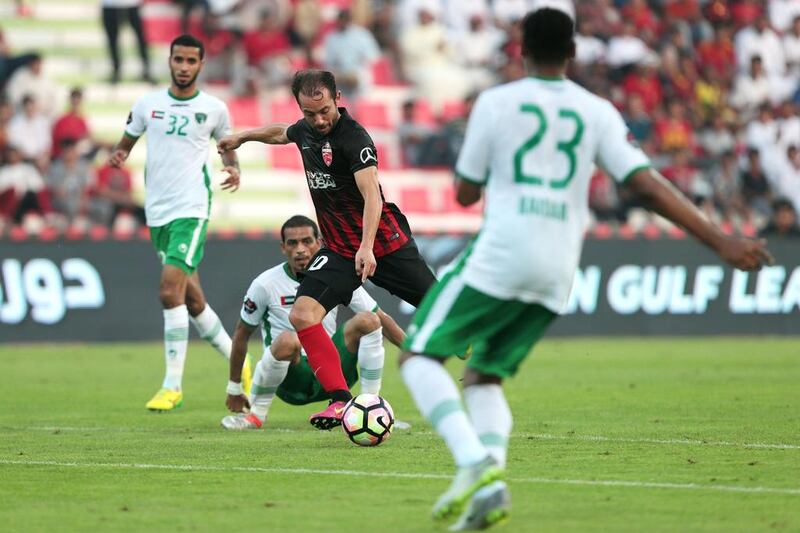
[432,456,504,520]
[448,480,511,531]
[145,388,183,412]
[308,400,347,430]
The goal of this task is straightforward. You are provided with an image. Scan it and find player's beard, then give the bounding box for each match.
[171,70,199,90]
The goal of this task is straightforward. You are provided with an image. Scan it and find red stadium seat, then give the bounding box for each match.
[227,96,262,129]
[413,100,438,128]
[441,183,482,213]
[270,99,300,123]
[440,100,467,122]
[354,101,392,129]
[142,17,182,45]
[374,143,395,169]
[371,56,403,86]
[399,187,432,213]
[269,144,304,170]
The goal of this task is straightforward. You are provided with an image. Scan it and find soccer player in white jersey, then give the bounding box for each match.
[399,9,774,531]
[220,215,406,430]
[108,34,252,412]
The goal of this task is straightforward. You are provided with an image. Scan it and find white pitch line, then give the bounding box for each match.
[1,459,799,496]
[17,426,800,450]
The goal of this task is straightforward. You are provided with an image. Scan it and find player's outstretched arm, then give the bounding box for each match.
[108,134,137,168]
[226,319,256,413]
[626,168,774,271]
[216,123,291,153]
[376,308,406,348]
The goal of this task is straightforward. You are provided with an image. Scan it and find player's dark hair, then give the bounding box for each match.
[522,8,575,66]
[281,215,320,242]
[291,70,338,103]
[170,34,205,60]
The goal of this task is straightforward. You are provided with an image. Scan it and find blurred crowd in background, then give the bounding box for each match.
[1,0,800,238]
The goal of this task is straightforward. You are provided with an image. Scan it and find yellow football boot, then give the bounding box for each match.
[145,388,183,411]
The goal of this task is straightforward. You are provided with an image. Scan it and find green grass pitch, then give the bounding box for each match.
[1,339,798,531]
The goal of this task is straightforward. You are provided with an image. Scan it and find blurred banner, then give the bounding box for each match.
[1,236,798,342]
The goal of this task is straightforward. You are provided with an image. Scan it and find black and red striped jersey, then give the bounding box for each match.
[286,108,411,258]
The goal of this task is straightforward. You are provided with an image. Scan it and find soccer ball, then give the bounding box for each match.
[341,393,394,446]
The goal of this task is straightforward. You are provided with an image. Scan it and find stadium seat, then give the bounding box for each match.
[617,224,637,239]
[413,100,438,128]
[142,17,182,45]
[269,144,304,170]
[227,96,263,129]
[642,223,662,239]
[591,222,614,239]
[354,101,392,129]
[399,186,432,213]
[374,143,395,169]
[372,56,403,86]
[440,100,466,122]
[270,99,300,123]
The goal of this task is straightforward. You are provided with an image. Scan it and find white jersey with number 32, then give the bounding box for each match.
[125,89,232,227]
[456,76,650,313]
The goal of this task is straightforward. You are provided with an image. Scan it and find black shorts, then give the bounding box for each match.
[296,240,436,312]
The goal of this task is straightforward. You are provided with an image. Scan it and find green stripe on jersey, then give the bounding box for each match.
[202,164,212,217]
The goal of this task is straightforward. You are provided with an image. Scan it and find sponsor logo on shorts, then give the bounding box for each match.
[126,112,133,125]
[178,243,188,253]
[243,297,257,314]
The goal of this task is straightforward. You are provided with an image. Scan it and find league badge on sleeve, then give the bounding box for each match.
[322,141,333,166]
[243,297,257,314]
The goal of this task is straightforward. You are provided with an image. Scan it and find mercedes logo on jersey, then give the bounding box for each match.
[360,147,377,164]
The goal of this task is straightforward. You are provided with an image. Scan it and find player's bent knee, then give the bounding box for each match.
[158,284,184,308]
[271,332,301,361]
[352,311,380,333]
[288,306,317,331]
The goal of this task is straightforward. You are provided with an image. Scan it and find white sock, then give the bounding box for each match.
[358,327,384,395]
[249,349,290,421]
[162,305,189,391]
[401,356,488,467]
[190,304,233,360]
[464,384,512,468]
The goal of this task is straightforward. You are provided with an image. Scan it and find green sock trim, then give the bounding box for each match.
[164,327,189,341]
[252,385,277,395]
[359,367,383,380]
[429,399,463,428]
[479,433,507,448]
[201,320,222,341]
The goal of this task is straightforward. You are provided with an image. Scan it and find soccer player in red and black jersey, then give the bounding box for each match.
[218,70,436,429]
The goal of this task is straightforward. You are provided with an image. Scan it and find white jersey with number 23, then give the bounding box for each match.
[455,76,650,313]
